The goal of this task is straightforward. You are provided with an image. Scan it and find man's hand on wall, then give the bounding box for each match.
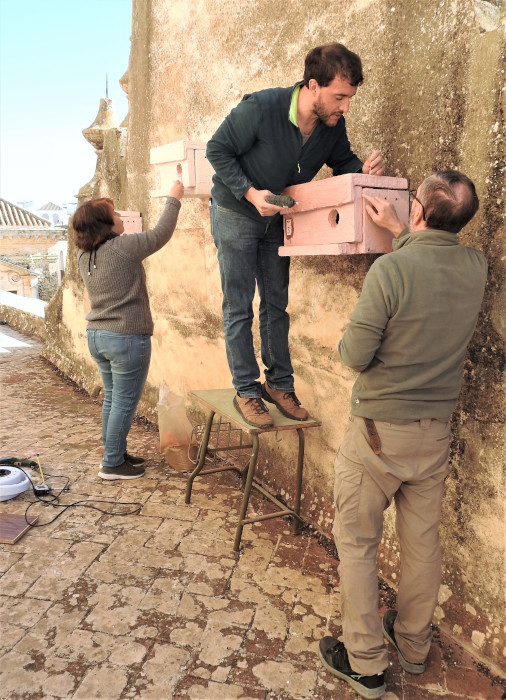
[362,150,385,176]
[363,194,406,237]
[244,187,283,216]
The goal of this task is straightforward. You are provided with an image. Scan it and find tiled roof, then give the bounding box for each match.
[39,202,64,211]
[0,198,53,228]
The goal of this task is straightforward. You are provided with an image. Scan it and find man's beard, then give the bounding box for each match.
[313,99,343,126]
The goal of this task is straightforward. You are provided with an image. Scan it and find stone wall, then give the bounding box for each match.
[0,234,61,254]
[43,0,505,672]
[0,231,67,301]
[1,254,59,301]
[0,307,46,339]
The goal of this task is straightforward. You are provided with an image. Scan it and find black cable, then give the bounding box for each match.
[15,466,70,502]
[24,497,142,527]
[1,465,143,527]
[32,472,70,500]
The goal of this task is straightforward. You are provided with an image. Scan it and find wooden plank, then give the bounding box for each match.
[150,140,213,198]
[190,388,321,434]
[278,176,409,256]
[0,514,38,544]
[282,202,357,246]
[194,149,215,195]
[116,211,142,235]
[279,243,365,256]
[282,175,354,213]
[361,186,408,252]
[282,174,409,213]
[150,140,209,164]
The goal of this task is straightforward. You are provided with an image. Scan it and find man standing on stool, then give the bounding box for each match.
[318,171,487,699]
[207,43,385,428]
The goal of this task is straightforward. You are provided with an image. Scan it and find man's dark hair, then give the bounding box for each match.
[420,171,480,233]
[72,198,117,251]
[303,43,363,88]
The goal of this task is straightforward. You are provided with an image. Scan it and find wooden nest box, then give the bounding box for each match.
[278,174,409,256]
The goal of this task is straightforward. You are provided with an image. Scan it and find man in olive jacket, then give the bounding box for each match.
[318,171,487,700]
[206,43,385,428]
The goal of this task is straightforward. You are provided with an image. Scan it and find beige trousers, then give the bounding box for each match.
[333,415,450,675]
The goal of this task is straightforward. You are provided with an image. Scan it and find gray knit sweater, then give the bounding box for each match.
[77,197,181,335]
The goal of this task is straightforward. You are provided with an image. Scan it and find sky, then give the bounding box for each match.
[0,0,132,207]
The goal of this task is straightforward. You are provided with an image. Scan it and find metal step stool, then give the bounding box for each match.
[185,388,321,551]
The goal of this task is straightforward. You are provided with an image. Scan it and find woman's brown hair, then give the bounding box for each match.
[72,198,116,251]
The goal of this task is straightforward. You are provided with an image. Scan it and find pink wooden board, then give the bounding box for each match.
[361,187,408,253]
[283,202,357,245]
[150,140,214,198]
[282,173,408,212]
[194,149,215,194]
[117,211,142,235]
[279,174,409,256]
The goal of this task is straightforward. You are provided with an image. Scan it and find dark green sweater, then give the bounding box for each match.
[206,82,363,222]
[78,197,181,335]
[339,228,488,422]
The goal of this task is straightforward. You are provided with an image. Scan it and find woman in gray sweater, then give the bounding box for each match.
[73,180,183,480]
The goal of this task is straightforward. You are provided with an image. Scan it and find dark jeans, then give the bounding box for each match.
[211,201,294,397]
[87,330,151,466]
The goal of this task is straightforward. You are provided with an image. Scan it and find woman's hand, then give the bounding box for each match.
[169,179,184,200]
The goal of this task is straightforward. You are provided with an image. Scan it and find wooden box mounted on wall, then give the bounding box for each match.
[278,174,409,256]
[117,211,142,234]
[150,141,215,198]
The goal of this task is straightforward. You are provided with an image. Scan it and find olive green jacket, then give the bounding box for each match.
[339,228,487,422]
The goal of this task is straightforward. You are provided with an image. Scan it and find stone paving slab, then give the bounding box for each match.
[0,325,504,700]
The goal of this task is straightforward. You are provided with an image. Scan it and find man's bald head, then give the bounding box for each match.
[419,171,479,233]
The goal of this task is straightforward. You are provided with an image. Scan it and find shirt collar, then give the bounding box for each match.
[289,81,305,126]
[393,228,459,250]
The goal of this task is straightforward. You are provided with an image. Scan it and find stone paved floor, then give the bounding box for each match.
[0,325,504,700]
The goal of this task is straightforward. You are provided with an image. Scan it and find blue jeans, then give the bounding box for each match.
[87,330,151,467]
[211,201,294,397]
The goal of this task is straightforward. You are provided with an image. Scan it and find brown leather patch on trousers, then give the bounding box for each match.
[364,418,382,455]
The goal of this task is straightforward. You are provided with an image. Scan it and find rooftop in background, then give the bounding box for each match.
[0,198,55,228]
[39,202,64,212]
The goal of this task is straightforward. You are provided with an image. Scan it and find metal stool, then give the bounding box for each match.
[185,388,321,551]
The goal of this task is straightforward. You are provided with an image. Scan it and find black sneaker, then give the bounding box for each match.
[124,452,146,466]
[98,460,145,480]
[319,637,386,699]
[382,610,426,674]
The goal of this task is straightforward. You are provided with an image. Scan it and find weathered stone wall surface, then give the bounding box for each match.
[43,0,505,671]
[0,306,45,339]
[0,233,65,255]
[2,254,59,301]
[0,233,67,300]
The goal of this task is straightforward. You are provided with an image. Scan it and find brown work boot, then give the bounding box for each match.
[261,382,309,421]
[233,394,274,428]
